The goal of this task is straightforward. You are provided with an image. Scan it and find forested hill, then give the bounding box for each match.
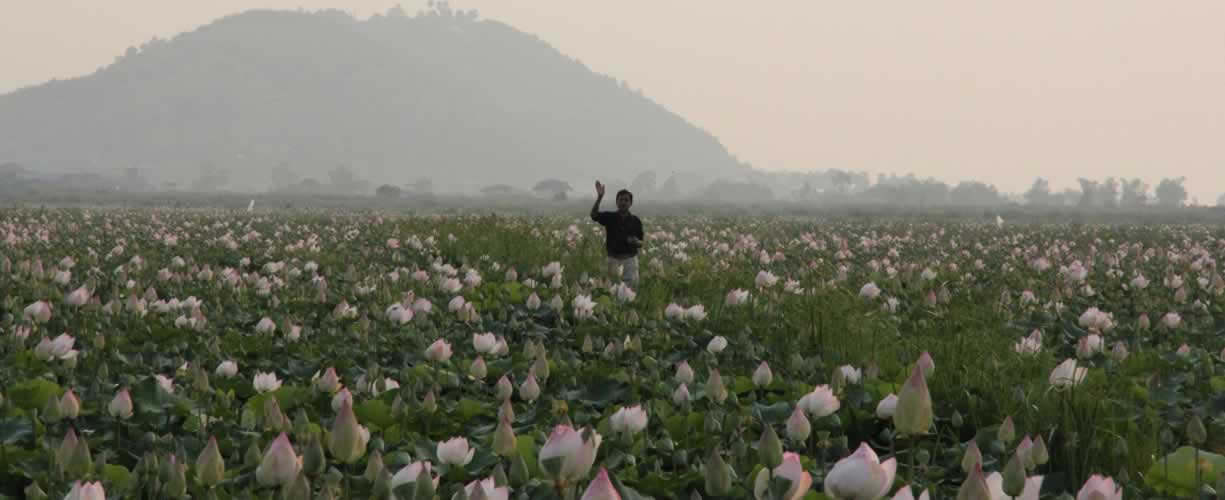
[0,7,750,192]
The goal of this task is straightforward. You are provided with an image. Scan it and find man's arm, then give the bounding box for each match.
[590,180,605,221]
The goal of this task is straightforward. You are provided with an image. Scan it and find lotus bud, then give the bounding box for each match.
[495,376,514,401]
[998,416,1016,444]
[59,390,81,419]
[957,464,992,500]
[893,365,932,436]
[510,451,530,487]
[673,384,691,405]
[255,433,302,486]
[23,483,47,500]
[498,399,515,422]
[42,393,63,423]
[57,428,80,470]
[533,353,550,380]
[1187,414,1207,445]
[285,473,311,500]
[1031,435,1049,465]
[109,389,134,419]
[164,455,188,498]
[675,361,695,384]
[363,449,386,482]
[328,401,370,463]
[706,370,727,404]
[469,357,488,380]
[961,440,983,473]
[916,351,935,377]
[196,436,226,486]
[753,362,773,388]
[66,434,94,478]
[581,335,593,353]
[423,390,437,414]
[244,442,262,468]
[581,467,620,500]
[758,425,783,469]
[494,417,517,457]
[263,397,290,432]
[704,450,732,496]
[1001,450,1027,497]
[785,405,811,442]
[519,374,541,401]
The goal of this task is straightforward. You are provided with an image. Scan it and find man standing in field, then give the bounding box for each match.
[591,180,643,286]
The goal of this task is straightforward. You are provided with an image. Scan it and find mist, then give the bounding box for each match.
[1,1,1224,207]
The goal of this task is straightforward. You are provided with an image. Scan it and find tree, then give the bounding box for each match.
[949,181,1005,206]
[1077,178,1099,208]
[375,184,402,198]
[1099,177,1119,209]
[1119,178,1149,208]
[629,171,657,196]
[532,179,572,200]
[659,175,680,199]
[1154,177,1188,208]
[328,165,371,195]
[1023,178,1052,206]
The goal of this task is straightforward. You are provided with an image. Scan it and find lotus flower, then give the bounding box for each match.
[255,433,302,486]
[473,333,498,354]
[725,289,750,306]
[215,360,238,378]
[1076,334,1104,359]
[838,365,863,385]
[756,270,779,288]
[685,305,707,321]
[24,300,51,323]
[64,481,105,500]
[155,374,175,394]
[672,384,691,405]
[581,468,622,500]
[859,282,881,299]
[573,294,597,320]
[1162,312,1181,329]
[707,336,728,354]
[824,442,897,500]
[436,437,475,466]
[65,286,91,306]
[390,460,439,498]
[253,372,282,393]
[609,405,648,434]
[664,303,685,320]
[539,424,601,483]
[876,394,898,420]
[1049,359,1087,389]
[797,385,840,417]
[463,477,510,500]
[1013,330,1042,355]
[1076,475,1121,500]
[526,293,542,310]
[892,485,931,500]
[59,390,81,419]
[425,339,453,362]
[985,471,1043,500]
[754,451,813,500]
[255,317,276,334]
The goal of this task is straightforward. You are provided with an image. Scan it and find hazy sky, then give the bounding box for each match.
[3,1,1224,202]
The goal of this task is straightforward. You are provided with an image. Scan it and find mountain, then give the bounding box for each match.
[0,7,750,193]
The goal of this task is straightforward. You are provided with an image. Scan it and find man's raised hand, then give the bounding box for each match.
[595,180,605,199]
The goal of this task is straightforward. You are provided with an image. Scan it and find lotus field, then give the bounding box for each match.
[5,208,1225,499]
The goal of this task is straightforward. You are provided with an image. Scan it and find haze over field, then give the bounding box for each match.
[2,1,1224,203]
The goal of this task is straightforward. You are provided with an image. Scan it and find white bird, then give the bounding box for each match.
[247,200,255,212]
[995,215,1004,228]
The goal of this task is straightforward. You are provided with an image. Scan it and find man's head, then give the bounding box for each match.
[615,189,633,213]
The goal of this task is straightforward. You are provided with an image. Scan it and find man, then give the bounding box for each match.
[590,180,643,286]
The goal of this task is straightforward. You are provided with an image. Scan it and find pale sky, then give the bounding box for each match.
[3,1,1224,202]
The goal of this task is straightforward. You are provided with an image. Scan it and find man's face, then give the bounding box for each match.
[616,194,632,212]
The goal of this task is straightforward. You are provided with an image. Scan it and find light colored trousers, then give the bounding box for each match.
[607,256,639,286]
